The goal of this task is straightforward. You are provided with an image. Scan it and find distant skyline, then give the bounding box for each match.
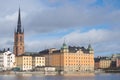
[0,0,120,56]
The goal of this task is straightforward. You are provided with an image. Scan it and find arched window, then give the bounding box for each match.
[16,37,18,42]
[20,36,22,42]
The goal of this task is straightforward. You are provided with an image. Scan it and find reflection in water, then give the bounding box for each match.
[0,73,120,80]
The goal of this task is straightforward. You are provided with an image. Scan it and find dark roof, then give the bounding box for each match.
[16,54,31,57]
[24,52,38,55]
[38,45,92,55]
[94,58,100,62]
[32,54,44,57]
[94,57,111,61]
[52,50,60,53]
[39,49,49,55]
[68,46,88,53]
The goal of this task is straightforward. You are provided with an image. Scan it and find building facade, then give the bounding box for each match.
[99,59,111,69]
[0,51,15,70]
[13,8,24,56]
[94,58,100,70]
[15,55,32,71]
[40,43,94,72]
[15,55,46,71]
[116,58,120,68]
[111,54,120,68]
[32,56,45,69]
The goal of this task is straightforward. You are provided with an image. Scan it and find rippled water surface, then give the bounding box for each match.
[0,73,120,80]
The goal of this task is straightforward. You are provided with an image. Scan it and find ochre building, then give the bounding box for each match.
[99,58,111,69]
[15,55,32,71]
[39,42,94,72]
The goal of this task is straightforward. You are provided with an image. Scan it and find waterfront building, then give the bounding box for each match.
[116,57,120,68]
[15,55,32,71]
[32,56,45,69]
[13,8,24,56]
[94,58,100,69]
[94,57,112,69]
[111,54,120,67]
[0,50,15,70]
[39,42,94,72]
[99,58,111,69]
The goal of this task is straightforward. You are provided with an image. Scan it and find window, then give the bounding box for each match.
[20,36,22,42]
[16,37,18,42]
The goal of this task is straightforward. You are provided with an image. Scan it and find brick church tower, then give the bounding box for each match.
[13,8,24,56]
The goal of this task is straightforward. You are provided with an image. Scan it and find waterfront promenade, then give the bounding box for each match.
[0,71,94,75]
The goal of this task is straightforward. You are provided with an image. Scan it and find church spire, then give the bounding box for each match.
[17,8,22,33]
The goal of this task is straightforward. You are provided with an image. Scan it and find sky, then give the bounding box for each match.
[0,0,120,56]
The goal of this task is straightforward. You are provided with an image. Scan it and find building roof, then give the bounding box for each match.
[52,50,60,53]
[68,46,89,53]
[24,52,38,55]
[39,49,49,55]
[94,56,111,62]
[16,53,32,57]
[61,42,68,49]
[16,8,23,33]
[0,51,14,56]
[87,44,94,51]
[94,58,100,62]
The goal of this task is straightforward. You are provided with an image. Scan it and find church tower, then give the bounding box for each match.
[13,8,24,56]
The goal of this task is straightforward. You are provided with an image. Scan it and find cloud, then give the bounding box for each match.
[23,0,120,35]
[25,29,120,56]
[0,0,120,56]
[65,29,120,56]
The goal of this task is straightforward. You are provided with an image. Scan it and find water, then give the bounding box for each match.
[0,73,120,80]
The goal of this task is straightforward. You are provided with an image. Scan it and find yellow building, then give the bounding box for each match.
[15,55,32,71]
[32,56,45,69]
[99,59,111,69]
[40,42,94,72]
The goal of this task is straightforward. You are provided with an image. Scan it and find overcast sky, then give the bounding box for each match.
[0,0,120,56]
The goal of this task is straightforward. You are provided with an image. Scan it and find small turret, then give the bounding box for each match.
[87,44,94,54]
[61,42,69,53]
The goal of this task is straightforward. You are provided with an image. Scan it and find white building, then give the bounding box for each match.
[0,51,15,70]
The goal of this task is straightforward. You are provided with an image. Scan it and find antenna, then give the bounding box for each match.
[18,0,21,8]
[89,40,91,44]
[64,38,66,43]
[18,0,22,10]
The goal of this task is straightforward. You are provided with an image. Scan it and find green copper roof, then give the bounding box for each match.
[61,42,68,49]
[88,44,93,51]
